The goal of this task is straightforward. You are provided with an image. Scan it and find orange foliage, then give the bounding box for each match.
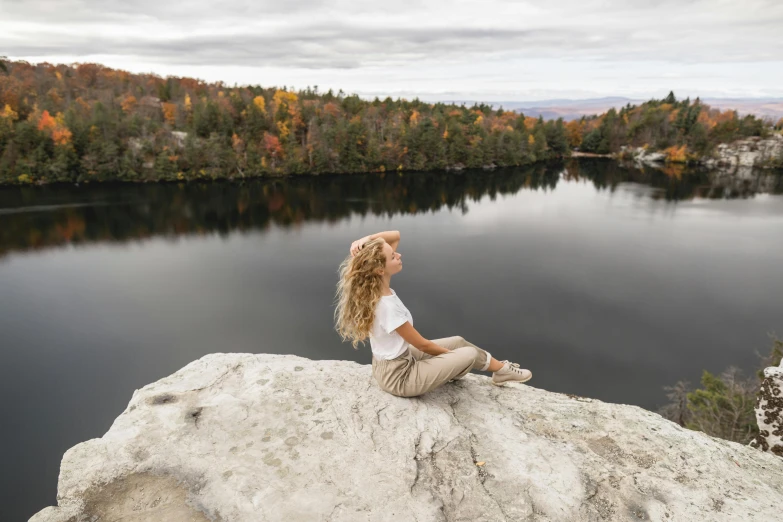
[409,110,420,127]
[37,110,57,131]
[162,102,177,124]
[323,102,341,118]
[565,120,584,147]
[52,127,72,146]
[522,116,538,130]
[74,96,91,116]
[121,95,137,114]
[37,110,71,145]
[664,145,688,163]
[263,132,283,158]
[231,133,244,153]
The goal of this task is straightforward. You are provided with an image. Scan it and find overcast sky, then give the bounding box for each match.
[2,0,782,102]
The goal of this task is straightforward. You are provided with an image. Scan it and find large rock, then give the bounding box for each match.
[703,135,783,171]
[31,354,783,522]
[749,360,783,457]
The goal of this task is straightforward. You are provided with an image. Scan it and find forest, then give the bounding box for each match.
[0,59,780,185]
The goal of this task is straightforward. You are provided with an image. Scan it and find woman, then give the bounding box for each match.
[334,229,532,398]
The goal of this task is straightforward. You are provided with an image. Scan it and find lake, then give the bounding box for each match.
[2,159,783,520]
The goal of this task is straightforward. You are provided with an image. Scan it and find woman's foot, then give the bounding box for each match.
[491,360,532,386]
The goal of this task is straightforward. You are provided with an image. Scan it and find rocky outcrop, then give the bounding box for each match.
[618,146,667,166]
[704,135,783,171]
[31,354,783,522]
[749,359,783,457]
[618,135,783,174]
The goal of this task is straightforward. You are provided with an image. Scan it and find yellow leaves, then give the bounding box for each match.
[231,132,244,153]
[443,129,449,139]
[1,104,18,121]
[121,95,137,114]
[17,174,32,184]
[253,95,267,114]
[528,134,536,146]
[162,102,177,124]
[261,157,268,168]
[409,110,420,127]
[184,94,192,112]
[276,120,290,140]
[668,109,679,123]
[273,90,298,107]
[55,71,63,81]
[474,115,484,126]
[273,90,299,119]
[218,91,225,98]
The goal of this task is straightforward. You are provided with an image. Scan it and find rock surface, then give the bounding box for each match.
[749,359,783,457]
[704,135,783,171]
[31,353,783,522]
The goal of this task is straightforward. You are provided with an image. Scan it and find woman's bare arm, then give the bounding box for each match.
[394,322,448,355]
[368,230,400,251]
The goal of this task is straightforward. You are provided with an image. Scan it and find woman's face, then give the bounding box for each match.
[381,242,402,276]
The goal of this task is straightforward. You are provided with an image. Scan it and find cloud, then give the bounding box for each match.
[2,0,782,98]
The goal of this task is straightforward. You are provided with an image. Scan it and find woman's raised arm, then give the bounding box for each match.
[350,230,400,256]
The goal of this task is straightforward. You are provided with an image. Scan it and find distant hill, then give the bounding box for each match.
[469,97,783,122]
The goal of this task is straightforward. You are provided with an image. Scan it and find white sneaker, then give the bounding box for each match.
[491,360,532,386]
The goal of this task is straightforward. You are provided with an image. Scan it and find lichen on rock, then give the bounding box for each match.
[749,361,783,457]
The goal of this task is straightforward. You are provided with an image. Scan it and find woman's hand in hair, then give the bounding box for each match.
[350,235,378,257]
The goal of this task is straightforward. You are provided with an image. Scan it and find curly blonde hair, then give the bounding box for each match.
[333,237,388,350]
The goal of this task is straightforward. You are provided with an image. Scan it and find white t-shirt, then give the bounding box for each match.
[369,289,413,360]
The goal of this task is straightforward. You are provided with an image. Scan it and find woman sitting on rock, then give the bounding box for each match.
[333,229,532,397]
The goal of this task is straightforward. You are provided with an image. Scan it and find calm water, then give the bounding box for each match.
[2,160,783,520]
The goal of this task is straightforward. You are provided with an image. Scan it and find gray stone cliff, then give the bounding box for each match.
[30,353,783,522]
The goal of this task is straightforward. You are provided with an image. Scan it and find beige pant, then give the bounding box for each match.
[371,336,492,397]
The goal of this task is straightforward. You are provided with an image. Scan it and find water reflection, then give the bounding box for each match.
[1,160,781,259]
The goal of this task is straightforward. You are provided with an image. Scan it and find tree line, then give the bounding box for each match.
[0,59,779,185]
[569,91,780,161]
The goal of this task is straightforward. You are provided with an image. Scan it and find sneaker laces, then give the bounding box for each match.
[499,360,523,373]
